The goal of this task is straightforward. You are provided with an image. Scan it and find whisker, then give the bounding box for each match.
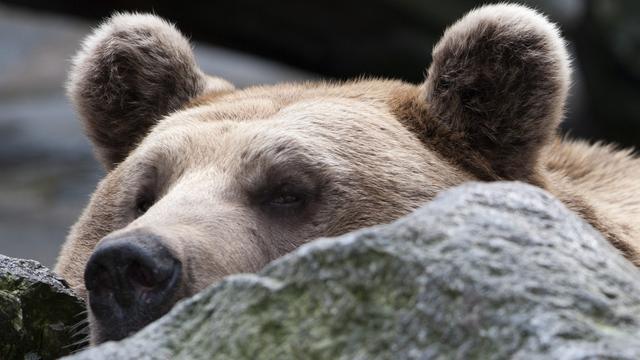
[73,309,89,318]
[64,335,91,353]
[71,323,87,331]
[69,319,89,332]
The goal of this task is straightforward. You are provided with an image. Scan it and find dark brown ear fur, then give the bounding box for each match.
[404,4,571,181]
[67,13,232,169]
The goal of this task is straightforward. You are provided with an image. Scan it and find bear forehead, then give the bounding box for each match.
[162,80,406,128]
[108,86,461,204]
[133,87,426,171]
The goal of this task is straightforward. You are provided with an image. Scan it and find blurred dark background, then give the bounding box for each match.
[0,0,639,267]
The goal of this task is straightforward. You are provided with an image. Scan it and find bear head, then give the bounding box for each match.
[55,4,570,344]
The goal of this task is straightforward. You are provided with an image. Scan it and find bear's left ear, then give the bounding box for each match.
[68,13,234,170]
[413,4,570,182]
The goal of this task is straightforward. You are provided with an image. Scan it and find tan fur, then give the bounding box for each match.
[55,4,640,342]
[57,80,473,301]
[543,139,640,262]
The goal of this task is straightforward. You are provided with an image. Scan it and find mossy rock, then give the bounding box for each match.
[0,255,86,359]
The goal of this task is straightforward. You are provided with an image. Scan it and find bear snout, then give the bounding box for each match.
[84,231,182,343]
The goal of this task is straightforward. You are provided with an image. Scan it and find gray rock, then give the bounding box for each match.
[65,182,640,359]
[0,254,87,359]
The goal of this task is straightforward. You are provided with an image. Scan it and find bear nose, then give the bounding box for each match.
[84,233,181,340]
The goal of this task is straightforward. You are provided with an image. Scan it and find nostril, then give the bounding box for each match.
[93,264,115,293]
[126,260,159,289]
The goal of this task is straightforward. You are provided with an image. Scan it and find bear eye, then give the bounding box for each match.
[135,193,155,216]
[133,165,158,217]
[263,184,307,210]
[251,162,323,218]
[269,193,301,206]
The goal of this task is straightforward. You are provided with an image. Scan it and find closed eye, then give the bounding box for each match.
[243,152,326,219]
[132,164,159,218]
[135,192,155,216]
[264,184,307,208]
[249,170,321,218]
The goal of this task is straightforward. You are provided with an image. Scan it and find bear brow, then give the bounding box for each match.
[243,158,327,205]
[238,143,325,189]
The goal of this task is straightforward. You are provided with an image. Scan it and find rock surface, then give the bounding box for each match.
[0,254,86,359]
[66,182,640,359]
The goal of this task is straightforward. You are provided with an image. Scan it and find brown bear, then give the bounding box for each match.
[55,4,640,344]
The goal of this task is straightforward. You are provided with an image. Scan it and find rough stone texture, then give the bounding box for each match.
[0,254,86,359]
[64,182,640,359]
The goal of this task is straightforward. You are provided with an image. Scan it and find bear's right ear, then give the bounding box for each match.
[68,13,234,170]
